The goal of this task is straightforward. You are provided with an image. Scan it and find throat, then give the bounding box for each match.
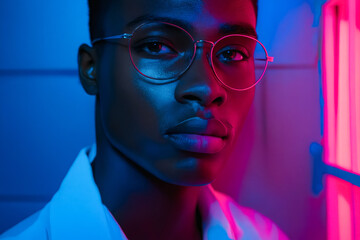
[91,139,204,239]
[108,188,203,240]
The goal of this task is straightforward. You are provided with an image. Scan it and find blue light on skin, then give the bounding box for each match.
[78,0,257,239]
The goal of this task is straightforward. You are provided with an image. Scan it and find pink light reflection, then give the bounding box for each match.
[354,186,360,239]
[326,176,354,240]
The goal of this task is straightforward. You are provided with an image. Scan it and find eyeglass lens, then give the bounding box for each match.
[129,22,268,90]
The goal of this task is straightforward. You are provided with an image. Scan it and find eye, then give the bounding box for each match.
[216,48,249,63]
[137,40,177,57]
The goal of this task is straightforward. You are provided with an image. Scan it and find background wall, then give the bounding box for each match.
[0,0,326,239]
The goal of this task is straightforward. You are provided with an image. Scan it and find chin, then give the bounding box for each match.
[153,151,230,187]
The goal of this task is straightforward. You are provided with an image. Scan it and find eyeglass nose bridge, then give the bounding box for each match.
[192,40,215,66]
[194,40,215,47]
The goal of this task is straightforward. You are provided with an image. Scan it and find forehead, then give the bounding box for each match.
[102,0,256,37]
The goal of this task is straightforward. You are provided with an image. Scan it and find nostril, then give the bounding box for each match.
[213,96,224,106]
[176,85,226,106]
[182,94,224,106]
[182,94,202,102]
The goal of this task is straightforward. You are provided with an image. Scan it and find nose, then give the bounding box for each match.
[175,43,227,107]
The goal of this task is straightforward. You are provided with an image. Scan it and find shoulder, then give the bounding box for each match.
[0,204,50,240]
[212,189,289,240]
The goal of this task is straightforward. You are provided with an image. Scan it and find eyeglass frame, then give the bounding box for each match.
[91,21,274,91]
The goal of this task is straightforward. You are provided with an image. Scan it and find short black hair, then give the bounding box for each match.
[87,0,259,42]
[87,0,110,42]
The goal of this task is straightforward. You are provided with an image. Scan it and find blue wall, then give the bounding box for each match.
[0,0,95,232]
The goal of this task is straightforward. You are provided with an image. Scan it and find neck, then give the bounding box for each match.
[92,140,203,240]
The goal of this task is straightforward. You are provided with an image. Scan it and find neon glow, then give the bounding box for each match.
[337,18,351,170]
[354,186,360,239]
[322,0,360,238]
[322,2,336,167]
[337,181,352,239]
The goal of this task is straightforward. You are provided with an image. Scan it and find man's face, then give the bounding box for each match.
[94,0,256,186]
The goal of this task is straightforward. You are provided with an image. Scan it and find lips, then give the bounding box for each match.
[164,117,230,154]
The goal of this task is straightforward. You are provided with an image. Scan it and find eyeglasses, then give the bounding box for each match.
[92,21,274,91]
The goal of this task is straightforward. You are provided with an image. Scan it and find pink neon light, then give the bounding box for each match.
[323,5,339,237]
[349,0,359,174]
[323,0,359,238]
[322,2,337,166]
[356,25,360,174]
[337,17,351,170]
[338,188,352,239]
[354,186,360,239]
[351,0,360,175]
[356,27,360,175]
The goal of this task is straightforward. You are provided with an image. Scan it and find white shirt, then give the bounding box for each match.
[1,145,288,240]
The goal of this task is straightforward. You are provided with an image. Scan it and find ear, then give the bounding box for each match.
[78,44,98,95]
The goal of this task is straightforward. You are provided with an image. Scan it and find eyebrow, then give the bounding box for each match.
[219,23,258,39]
[126,15,258,39]
[126,15,194,33]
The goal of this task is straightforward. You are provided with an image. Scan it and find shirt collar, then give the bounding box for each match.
[49,145,238,240]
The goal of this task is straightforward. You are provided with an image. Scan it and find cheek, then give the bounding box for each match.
[226,88,255,131]
[97,45,178,144]
[97,46,153,142]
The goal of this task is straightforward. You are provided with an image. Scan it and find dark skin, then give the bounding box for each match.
[78,0,256,239]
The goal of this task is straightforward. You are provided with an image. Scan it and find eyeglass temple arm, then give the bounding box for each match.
[255,56,274,62]
[91,33,132,45]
